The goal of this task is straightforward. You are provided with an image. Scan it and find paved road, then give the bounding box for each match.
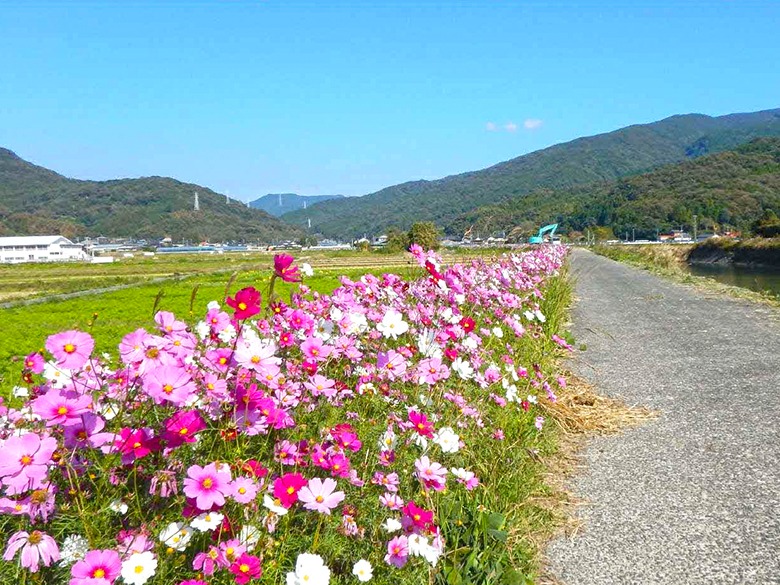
[547,249,780,585]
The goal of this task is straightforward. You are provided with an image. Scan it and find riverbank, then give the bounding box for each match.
[592,244,779,306]
[688,237,780,268]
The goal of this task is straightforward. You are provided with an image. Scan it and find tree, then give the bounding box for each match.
[753,208,780,237]
[385,228,410,253]
[407,222,441,251]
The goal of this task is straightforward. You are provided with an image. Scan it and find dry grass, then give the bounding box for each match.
[526,374,657,584]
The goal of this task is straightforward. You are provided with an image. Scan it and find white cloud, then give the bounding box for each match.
[523,118,543,130]
[504,122,518,132]
[485,122,497,131]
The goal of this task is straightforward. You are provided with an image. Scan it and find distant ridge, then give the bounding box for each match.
[249,193,344,217]
[0,149,303,242]
[280,108,780,237]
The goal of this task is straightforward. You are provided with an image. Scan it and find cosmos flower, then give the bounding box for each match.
[3,530,59,573]
[183,462,233,510]
[273,253,301,282]
[298,477,345,514]
[45,329,94,370]
[226,287,262,320]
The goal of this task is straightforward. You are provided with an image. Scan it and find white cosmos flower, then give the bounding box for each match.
[195,320,210,340]
[407,533,430,556]
[432,427,460,453]
[378,429,397,451]
[523,309,536,321]
[352,559,373,582]
[535,309,546,323]
[376,309,409,339]
[286,552,331,585]
[108,499,128,514]
[344,312,368,335]
[314,318,334,341]
[381,517,403,532]
[462,336,478,350]
[413,434,429,450]
[58,534,89,566]
[492,326,504,338]
[158,522,193,551]
[43,361,72,388]
[12,386,29,398]
[452,357,474,380]
[121,551,157,585]
[206,300,221,310]
[503,378,519,402]
[217,324,237,343]
[263,494,289,516]
[301,263,314,277]
[417,329,443,359]
[527,394,538,404]
[190,511,224,532]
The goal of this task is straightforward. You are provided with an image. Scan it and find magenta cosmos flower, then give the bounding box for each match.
[297,477,345,514]
[45,329,95,370]
[31,388,92,427]
[229,553,262,584]
[183,462,232,510]
[70,549,122,584]
[226,287,261,320]
[273,253,300,282]
[0,433,57,494]
[3,530,59,572]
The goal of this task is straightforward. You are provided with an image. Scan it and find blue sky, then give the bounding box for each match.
[1,0,778,199]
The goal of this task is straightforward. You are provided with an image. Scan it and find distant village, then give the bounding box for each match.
[0,227,742,265]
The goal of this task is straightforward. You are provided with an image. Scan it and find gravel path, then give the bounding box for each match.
[547,248,780,585]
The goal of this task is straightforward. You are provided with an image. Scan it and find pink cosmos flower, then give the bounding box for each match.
[142,365,197,406]
[384,535,409,568]
[45,329,94,370]
[70,549,122,584]
[304,374,336,398]
[155,310,187,335]
[273,254,300,282]
[226,287,261,320]
[231,477,259,504]
[0,433,58,495]
[298,477,345,514]
[379,493,403,510]
[193,546,221,575]
[23,352,45,374]
[31,389,92,427]
[300,336,333,361]
[414,455,448,491]
[229,553,262,584]
[3,530,59,572]
[183,462,232,510]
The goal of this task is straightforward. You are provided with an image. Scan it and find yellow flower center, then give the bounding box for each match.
[63,343,76,354]
[238,302,247,311]
[27,531,43,545]
[286,486,295,494]
[179,427,189,435]
[134,565,144,574]
[57,406,68,415]
[93,569,105,578]
[162,384,174,394]
[20,455,32,465]
[240,563,250,573]
[251,356,260,364]
[315,495,324,503]
[238,487,247,494]
[202,478,213,489]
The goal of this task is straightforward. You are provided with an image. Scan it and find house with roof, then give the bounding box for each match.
[0,235,89,264]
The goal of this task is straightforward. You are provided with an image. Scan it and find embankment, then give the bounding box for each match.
[688,238,780,268]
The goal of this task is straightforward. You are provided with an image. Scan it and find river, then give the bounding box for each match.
[687,263,780,297]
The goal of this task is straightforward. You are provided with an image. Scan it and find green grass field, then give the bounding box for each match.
[0,251,430,397]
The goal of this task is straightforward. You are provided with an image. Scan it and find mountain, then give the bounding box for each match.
[0,148,303,243]
[249,193,344,217]
[280,108,780,238]
[457,137,780,240]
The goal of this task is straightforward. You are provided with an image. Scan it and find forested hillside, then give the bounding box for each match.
[281,108,780,238]
[455,138,780,239]
[0,148,302,242]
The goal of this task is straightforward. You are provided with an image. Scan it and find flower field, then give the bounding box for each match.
[0,245,571,585]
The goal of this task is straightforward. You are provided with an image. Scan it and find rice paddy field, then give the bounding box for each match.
[0,250,429,396]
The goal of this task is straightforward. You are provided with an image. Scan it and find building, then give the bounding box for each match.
[0,235,89,264]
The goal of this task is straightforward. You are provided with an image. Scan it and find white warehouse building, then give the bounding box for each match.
[0,235,89,264]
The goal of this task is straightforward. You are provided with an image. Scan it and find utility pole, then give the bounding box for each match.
[632,228,635,242]
[693,214,698,242]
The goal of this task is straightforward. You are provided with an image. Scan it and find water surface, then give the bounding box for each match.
[687,263,780,297]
